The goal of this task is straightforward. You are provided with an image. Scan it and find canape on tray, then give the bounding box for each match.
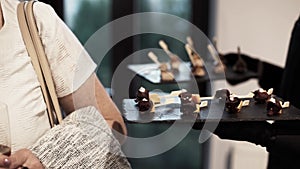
[233,46,248,73]
[147,51,175,82]
[207,43,226,74]
[185,37,206,77]
[133,86,290,116]
[159,40,181,71]
[135,86,153,112]
[185,44,206,77]
[252,88,273,104]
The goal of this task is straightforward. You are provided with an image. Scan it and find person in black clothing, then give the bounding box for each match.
[214,15,300,169]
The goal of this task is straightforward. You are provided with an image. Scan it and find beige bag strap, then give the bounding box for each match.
[17,1,63,127]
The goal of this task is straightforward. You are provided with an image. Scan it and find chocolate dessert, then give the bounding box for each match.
[161,71,175,81]
[253,88,271,104]
[135,87,149,103]
[214,89,230,100]
[233,47,247,73]
[225,96,243,113]
[185,43,206,77]
[233,58,247,73]
[266,97,282,116]
[191,52,206,77]
[170,55,181,71]
[159,63,175,81]
[179,92,197,113]
[159,63,168,72]
[137,98,152,112]
[191,66,205,77]
[135,87,152,111]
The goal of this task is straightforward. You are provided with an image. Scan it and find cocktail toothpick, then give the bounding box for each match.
[185,44,196,66]
[200,92,255,101]
[159,40,181,60]
[159,40,181,70]
[186,36,194,49]
[147,51,161,65]
[212,37,218,52]
[184,37,205,64]
[159,40,172,55]
[207,44,220,65]
[267,88,273,95]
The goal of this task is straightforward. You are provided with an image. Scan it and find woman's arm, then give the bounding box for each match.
[58,73,127,143]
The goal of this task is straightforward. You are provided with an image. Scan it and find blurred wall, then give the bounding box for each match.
[208,0,300,169]
[213,0,300,94]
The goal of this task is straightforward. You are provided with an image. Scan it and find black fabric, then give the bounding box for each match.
[280,15,300,109]
[267,123,300,169]
[260,16,300,169]
[258,61,283,96]
[267,151,300,169]
[214,121,275,147]
[267,122,300,168]
[216,15,300,169]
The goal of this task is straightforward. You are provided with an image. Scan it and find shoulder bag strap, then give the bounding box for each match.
[17,1,63,127]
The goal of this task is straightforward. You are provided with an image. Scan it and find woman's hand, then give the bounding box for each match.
[0,149,44,169]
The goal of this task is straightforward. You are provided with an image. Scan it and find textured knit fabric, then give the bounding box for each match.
[0,0,96,151]
[29,106,131,169]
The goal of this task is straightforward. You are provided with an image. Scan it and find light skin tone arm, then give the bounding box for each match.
[59,73,127,139]
[1,3,126,168]
[0,73,127,168]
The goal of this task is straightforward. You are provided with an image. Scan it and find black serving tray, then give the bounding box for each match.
[122,98,300,123]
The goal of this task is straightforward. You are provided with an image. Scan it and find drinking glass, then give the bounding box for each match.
[0,102,11,156]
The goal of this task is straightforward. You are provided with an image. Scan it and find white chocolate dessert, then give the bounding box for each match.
[170,55,181,71]
[149,93,160,104]
[192,66,205,77]
[158,62,175,81]
[159,63,168,72]
[214,62,225,74]
[161,71,175,81]
[266,97,282,116]
[185,43,206,77]
[193,57,204,67]
[159,40,181,71]
[191,53,205,77]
